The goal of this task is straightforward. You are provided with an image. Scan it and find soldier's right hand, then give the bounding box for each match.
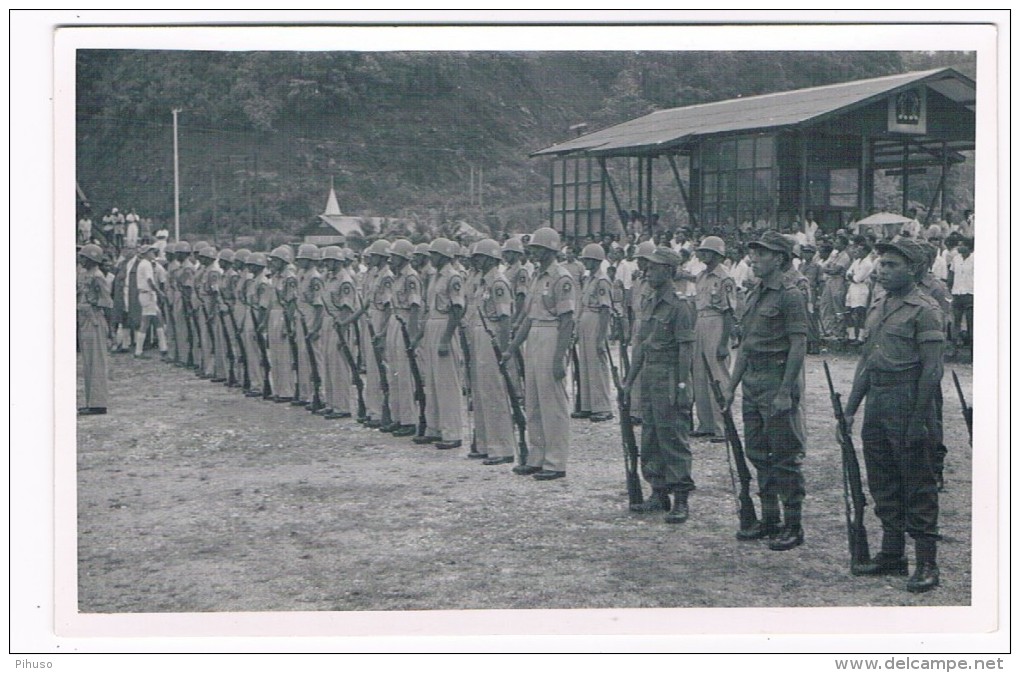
[553,361,566,381]
[721,387,735,411]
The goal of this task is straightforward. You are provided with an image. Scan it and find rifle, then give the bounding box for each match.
[478,307,529,466]
[180,294,197,367]
[226,296,250,390]
[458,321,478,453]
[216,304,237,386]
[298,311,324,411]
[364,317,392,426]
[823,360,871,574]
[570,333,582,414]
[334,318,367,421]
[161,293,179,361]
[951,370,973,446]
[606,344,644,506]
[282,307,301,402]
[249,303,273,399]
[395,315,427,437]
[703,352,759,536]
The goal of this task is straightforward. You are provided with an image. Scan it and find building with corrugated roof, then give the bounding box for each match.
[531,68,975,240]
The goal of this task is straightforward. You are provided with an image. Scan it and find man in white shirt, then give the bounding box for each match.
[948,239,974,351]
[803,211,819,246]
[133,245,168,358]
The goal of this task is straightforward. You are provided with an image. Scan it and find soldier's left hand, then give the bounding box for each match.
[438,341,450,357]
[770,389,793,416]
[553,361,566,380]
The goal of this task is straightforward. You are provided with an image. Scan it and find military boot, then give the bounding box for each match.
[629,487,670,513]
[906,537,940,593]
[664,488,689,524]
[768,503,804,551]
[853,531,908,576]
[737,494,781,541]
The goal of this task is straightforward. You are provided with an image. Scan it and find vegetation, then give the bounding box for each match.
[76,50,975,238]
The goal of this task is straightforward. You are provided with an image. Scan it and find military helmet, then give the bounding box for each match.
[234,248,252,264]
[197,246,218,260]
[177,241,192,254]
[502,236,525,255]
[389,238,415,261]
[635,240,657,260]
[697,236,726,257]
[528,227,561,252]
[163,242,177,255]
[429,237,457,259]
[579,243,606,262]
[218,248,235,263]
[296,243,320,261]
[366,239,391,257]
[321,246,344,262]
[413,242,431,257]
[248,252,268,268]
[79,243,104,264]
[194,240,211,252]
[269,245,294,264]
[472,238,503,261]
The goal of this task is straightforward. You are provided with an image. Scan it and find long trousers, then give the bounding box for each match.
[576,311,612,414]
[523,322,569,472]
[79,312,109,408]
[422,317,463,441]
[471,322,515,458]
[640,354,695,492]
[692,312,730,436]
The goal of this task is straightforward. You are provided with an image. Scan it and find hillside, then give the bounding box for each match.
[75,50,975,238]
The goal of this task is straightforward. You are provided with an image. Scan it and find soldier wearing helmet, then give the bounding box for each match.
[316,246,359,419]
[162,242,182,364]
[414,237,466,450]
[217,248,245,386]
[240,251,271,398]
[174,241,201,368]
[193,245,223,380]
[266,245,299,402]
[292,243,326,409]
[411,242,435,307]
[360,239,393,427]
[77,244,113,415]
[622,246,697,523]
[465,239,516,465]
[573,243,614,423]
[690,236,736,443]
[625,240,658,424]
[501,227,575,480]
[502,236,531,328]
[385,239,424,436]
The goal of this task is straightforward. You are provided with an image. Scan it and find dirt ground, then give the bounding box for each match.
[76,350,973,614]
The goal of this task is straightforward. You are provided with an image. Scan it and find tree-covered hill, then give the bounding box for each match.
[76,50,975,238]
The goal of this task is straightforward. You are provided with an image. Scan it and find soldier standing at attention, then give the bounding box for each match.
[194,246,223,381]
[502,227,575,481]
[621,246,697,522]
[361,240,392,427]
[502,236,531,395]
[723,231,809,551]
[690,236,735,443]
[626,240,657,424]
[468,240,517,465]
[416,238,465,450]
[412,243,435,304]
[77,244,113,415]
[266,246,298,402]
[243,252,270,398]
[217,248,242,385]
[572,243,615,423]
[843,238,945,593]
[294,244,325,410]
[176,242,200,368]
[385,239,424,437]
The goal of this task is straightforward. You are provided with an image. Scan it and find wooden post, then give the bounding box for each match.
[859,134,869,219]
[646,157,654,225]
[901,142,910,215]
[600,157,626,234]
[799,130,808,231]
[666,154,697,226]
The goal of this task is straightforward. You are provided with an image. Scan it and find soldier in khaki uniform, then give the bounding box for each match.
[293,243,325,410]
[573,243,614,423]
[724,231,809,551]
[503,227,575,480]
[267,246,298,402]
[468,240,516,465]
[622,247,697,522]
[243,252,271,398]
[691,236,735,442]
[77,244,113,415]
[386,239,424,437]
[415,237,465,449]
[845,238,945,593]
[502,235,530,398]
[198,246,227,382]
[361,239,392,427]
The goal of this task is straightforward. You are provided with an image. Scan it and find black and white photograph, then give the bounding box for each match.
[12,11,1008,664]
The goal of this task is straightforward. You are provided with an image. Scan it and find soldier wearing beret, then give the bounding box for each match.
[622,246,697,522]
[724,231,809,551]
[844,238,945,592]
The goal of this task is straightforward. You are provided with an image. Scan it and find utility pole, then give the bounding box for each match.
[172,108,181,242]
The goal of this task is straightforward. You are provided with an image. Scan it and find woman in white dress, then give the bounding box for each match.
[844,237,874,344]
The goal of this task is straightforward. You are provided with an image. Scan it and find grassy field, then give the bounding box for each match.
[76,350,973,616]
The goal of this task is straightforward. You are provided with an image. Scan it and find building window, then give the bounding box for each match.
[550,157,604,242]
[701,134,775,229]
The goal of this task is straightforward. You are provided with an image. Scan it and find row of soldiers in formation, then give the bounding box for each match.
[77,225,954,594]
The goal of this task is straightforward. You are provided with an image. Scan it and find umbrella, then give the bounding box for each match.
[854,212,914,238]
